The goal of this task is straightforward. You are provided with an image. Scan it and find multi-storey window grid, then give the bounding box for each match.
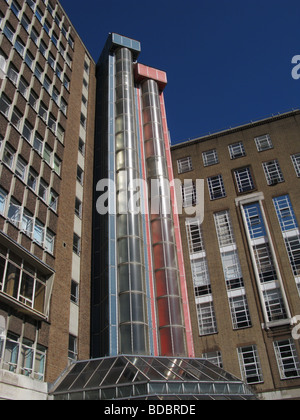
[274,339,300,380]
[237,346,264,384]
[177,156,193,174]
[214,211,252,330]
[291,153,300,177]
[273,195,300,294]
[234,167,255,193]
[186,219,218,335]
[242,202,289,324]
[255,134,273,152]
[263,160,284,186]
[207,175,226,200]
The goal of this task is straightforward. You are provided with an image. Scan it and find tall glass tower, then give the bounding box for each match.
[92,33,194,358]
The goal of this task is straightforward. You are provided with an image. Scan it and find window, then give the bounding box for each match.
[71,280,79,304]
[24,51,34,69]
[43,144,52,166]
[263,160,284,185]
[45,230,55,254]
[15,156,27,181]
[207,175,226,200]
[34,63,43,82]
[68,335,77,361]
[39,102,48,121]
[38,179,48,202]
[182,181,197,207]
[21,210,33,237]
[2,144,15,169]
[238,346,263,384]
[49,190,58,212]
[57,125,65,144]
[78,138,85,156]
[229,142,246,159]
[3,23,14,43]
[0,188,7,216]
[255,134,273,152]
[196,301,218,336]
[22,120,33,143]
[186,219,204,254]
[202,352,223,369]
[21,14,30,32]
[7,64,18,85]
[53,155,61,176]
[291,153,300,177]
[14,38,25,57]
[75,198,82,219]
[229,295,251,329]
[80,113,86,129]
[33,133,43,155]
[77,166,84,185]
[0,94,11,117]
[0,52,7,77]
[11,107,22,130]
[274,340,300,379]
[30,27,39,46]
[234,167,255,193]
[203,149,219,167]
[27,168,38,192]
[11,0,21,17]
[29,90,38,110]
[48,114,57,132]
[33,220,45,247]
[177,156,193,174]
[19,77,29,98]
[73,234,81,256]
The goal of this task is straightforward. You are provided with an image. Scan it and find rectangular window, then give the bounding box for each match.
[14,38,25,57]
[45,230,55,254]
[234,167,255,193]
[207,175,226,200]
[177,156,193,174]
[75,197,82,219]
[196,301,218,336]
[0,94,11,117]
[22,120,33,143]
[229,295,251,329]
[68,335,78,361]
[203,149,219,167]
[3,23,14,43]
[73,234,81,256]
[238,346,264,384]
[11,107,23,130]
[53,155,61,176]
[186,219,204,254]
[71,280,79,305]
[0,188,7,216]
[38,179,48,202]
[274,340,300,379]
[49,190,58,213]
[291,153,300,177]
[77,166,84,185]
[33,220,45,247]
[255,134,273,152]
[15,156,27,181]
[2,144,15,169]
[27,168,38,192]
[229,142,246,159]
[263,160,284,186]
[182,181,197,207]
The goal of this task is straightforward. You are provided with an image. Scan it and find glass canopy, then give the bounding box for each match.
[50,356,257,400]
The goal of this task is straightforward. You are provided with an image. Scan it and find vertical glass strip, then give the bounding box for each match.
[141,79,186,357]
[114,48,149,355]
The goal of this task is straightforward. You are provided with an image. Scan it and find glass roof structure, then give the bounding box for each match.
[50,356,257,400]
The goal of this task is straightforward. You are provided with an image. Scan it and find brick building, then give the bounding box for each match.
[171,110,300,399]
[0,0,95,398]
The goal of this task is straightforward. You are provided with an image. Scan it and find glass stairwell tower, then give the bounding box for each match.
[92,33,194,358]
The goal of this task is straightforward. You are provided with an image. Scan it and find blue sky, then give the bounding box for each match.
[60,0,300,144]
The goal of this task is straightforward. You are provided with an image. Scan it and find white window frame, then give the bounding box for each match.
[255,134,273,152]
[291,153,300,177]
[229,142,246,160]
[274,340,300,380]
[202,149,219,167]
[237,346,264,384]
[207,175,226,200]
[263,160,284,186]
[177,156,193,174]
[234,167,255,193]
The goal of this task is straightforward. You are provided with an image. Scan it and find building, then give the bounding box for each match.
[171,110,300,400]
[50,32,256,401]
[0,0,296,402]
[0,0,96,399]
